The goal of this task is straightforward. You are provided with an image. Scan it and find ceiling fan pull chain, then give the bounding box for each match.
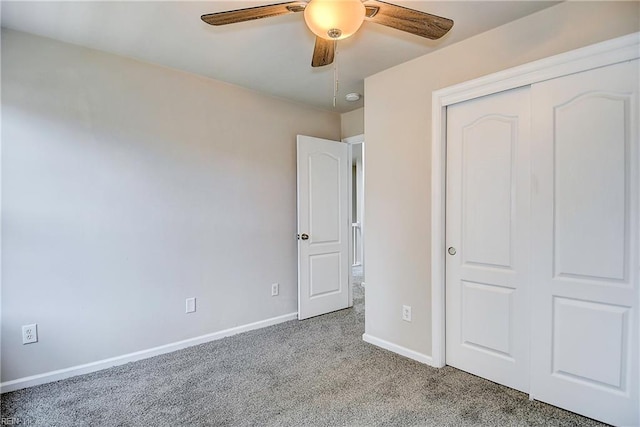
[333,41,339,108]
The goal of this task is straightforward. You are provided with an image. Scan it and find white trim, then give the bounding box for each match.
[430,32,640,369]
[363,333,435,366]
[347,141,354,307]
[344,133,365,291]
[437,32,640,107]
[342,134,364,145]
[430,95,448,368]
[1,312,297,393]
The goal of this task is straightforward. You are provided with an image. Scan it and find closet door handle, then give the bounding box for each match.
[448,247,457,256]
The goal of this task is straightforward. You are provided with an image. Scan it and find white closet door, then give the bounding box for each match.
[530,60,639,426]
[446,87,531,392]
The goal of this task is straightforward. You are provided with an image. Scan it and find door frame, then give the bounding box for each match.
[429,32,640,368]
[344,134,365,295]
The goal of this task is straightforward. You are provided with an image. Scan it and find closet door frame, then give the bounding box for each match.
[430,32,640,369]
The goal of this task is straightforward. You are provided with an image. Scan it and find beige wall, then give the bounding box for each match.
[364,2,640,358]
[1,29,341,382]
[341,107,364,139]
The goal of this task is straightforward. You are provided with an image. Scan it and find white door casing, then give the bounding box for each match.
[529,60,639,426]
[445,87,531,393]
[344,135,365,278]
[297,135,350,320]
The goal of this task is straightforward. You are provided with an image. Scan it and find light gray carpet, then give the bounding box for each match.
[2,285,605,426]
[352,265,364,284]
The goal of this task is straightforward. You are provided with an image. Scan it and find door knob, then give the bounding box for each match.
[300,233,309,240]
[448,247,456,255]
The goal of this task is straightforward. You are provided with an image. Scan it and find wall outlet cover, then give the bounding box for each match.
[186,297,196,313]
[402,305,412,322]
[271,283,279,296]
[22,324,38,344]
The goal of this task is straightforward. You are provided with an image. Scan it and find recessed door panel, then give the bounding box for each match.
[446,87,531,393]
[309,153,340,244]
[552,297,628,390]
[462,117,515,269]
[554,94,629,281]
[309,252,342,297]
[462,281,513,357]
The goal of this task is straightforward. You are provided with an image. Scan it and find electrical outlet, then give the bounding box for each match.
[185,297,196,313]
[22,324,38,344]
[402,305,412,322]
[271,283,279,296]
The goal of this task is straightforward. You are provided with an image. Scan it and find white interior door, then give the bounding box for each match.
[529,60,639,426]
[445,87,531,392]
[297,135,349,320]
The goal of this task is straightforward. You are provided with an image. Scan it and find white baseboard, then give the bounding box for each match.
[1,312,298,394]
[362,333,435,367]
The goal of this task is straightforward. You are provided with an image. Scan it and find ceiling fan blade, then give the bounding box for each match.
[311,37,335,67]
[364,0,453,40]
[201,1,306,26]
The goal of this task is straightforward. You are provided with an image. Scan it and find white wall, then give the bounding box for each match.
[364,2,640,359]
[1,29,341,382]
[341,107,364,139]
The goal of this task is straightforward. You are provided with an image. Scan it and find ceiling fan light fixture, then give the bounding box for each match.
[303,0,366,40]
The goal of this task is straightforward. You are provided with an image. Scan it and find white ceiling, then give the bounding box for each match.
[1,1,558,113]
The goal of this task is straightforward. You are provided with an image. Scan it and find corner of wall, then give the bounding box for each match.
[341,107,364,139]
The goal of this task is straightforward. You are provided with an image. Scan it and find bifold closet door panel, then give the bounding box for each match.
[445,87,531,393]
[530,59,639,427]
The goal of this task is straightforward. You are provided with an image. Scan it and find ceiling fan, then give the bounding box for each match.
[201,0,454,67]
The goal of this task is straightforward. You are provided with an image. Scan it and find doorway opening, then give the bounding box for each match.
[351,141,364,286]
[344,133,365,303]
